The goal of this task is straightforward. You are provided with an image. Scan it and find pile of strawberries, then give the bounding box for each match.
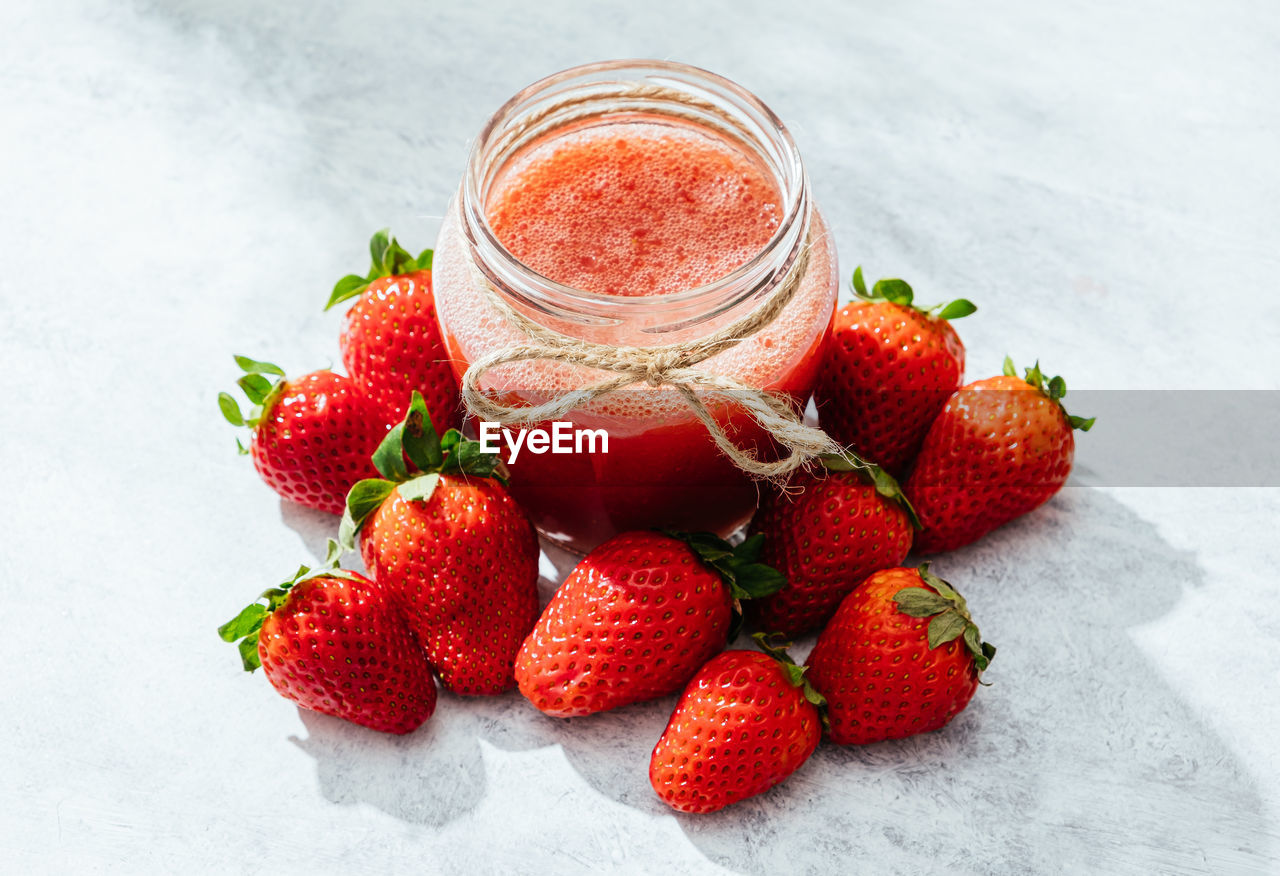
[217,232,1092,814]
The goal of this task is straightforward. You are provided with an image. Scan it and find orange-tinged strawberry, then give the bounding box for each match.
[218,356,384,515]
[340,392,539,696]
[905,357,1096,553]
[814,267,973,476]
[748,455,916,637]
[649,637,823,813]
[805,564,994,745]
[218,540,436,735]
[514,531,784,718]
[326,229,459,433]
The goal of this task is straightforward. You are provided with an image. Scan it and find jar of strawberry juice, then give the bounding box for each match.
[432,60,838,553]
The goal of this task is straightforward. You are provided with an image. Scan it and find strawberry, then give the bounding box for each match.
[814,267,974,476]
[340,391,539,696]
[905,357,1096,553]
[514,530,784,718]
[217,539,437,735]
[805,564,994,745]
[218,356,385,515]
[748,454,917,637]
[649,635,824,813]
[325,229,460,434]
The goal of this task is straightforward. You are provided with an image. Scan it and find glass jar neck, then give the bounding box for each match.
[458,60,811,346]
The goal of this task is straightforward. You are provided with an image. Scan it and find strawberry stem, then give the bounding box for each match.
[664,531,785,600]
[751,632,827,710]
[851,266,976,321]
[818,450,922,529]
[337,390,505,551]
[217,539,357,672]
[893,563,996,672]
[325,228,433,311]
[218,354,289,435]
[1003,356,1096,432]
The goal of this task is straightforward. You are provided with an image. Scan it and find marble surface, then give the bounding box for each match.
[2,0,1278,872]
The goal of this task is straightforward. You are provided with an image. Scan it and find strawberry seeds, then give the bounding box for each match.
[217,233,1091,813]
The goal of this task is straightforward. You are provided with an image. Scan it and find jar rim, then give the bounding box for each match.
[460,59,809,324]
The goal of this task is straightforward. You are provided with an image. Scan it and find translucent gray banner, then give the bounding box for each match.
[473,389,1280,487]
[1065,390,1280,487]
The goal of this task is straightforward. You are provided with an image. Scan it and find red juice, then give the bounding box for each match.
[434,114,836,552]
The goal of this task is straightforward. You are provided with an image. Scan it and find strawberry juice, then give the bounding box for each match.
[432,63,837,552]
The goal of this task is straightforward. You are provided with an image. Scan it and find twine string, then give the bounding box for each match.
[459,81,843,479]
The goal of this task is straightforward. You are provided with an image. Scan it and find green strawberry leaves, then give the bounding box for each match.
[372,418,412,482]
[218,355,290,439]
[217,538,357,672]
[893,563,996,672]
[670,531,786,601]
[232,356,285,376]
[818,450,922,529]
[753,632,828,711]
[218,602,270,669]
[403,402,443,472]
[440,434,503,480]
[325,229,434,310]
[852,266,976,321]
[338,478,398,549]
[1003,356,1097,432]
[396,473,441,503]
[935,298,979,320]
[667,531,785,645]
[338,390,505,551]
[855,269,914,306]
[218,392,245,427]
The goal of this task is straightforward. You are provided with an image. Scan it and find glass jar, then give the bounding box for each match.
[433,60,838,553]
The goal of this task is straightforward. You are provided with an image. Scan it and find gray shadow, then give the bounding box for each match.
[278,499,342,562]
[289,699,486,828]
[660,489,1275,874]
[283,535,582,828]
[280,488,1275,871]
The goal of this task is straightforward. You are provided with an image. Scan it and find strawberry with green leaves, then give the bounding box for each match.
[905,357,1096,553]
[514,530,784,718]
[325,229,460,434]
[815,267,975,476]
[649,634,824,813]
[218,356,385,515]
[218,539,437,735]
[748,452,917,637]
[340,391,539,696]
[805,564,994,745]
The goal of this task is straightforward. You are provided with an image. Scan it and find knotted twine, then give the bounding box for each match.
[458,80,844,480]
[460,238,848,479]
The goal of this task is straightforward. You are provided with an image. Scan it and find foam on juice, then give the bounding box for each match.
[435,116,835,423]
[486,118,782,297]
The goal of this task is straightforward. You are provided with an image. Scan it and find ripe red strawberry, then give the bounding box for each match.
[326,229,459,433]
[515,531,784,718]
[814,267,974,476]
[805,564,994,745]
[748,454,917,637]
[217,540,437,735]
[218,356,385,515]
[905,358,1096,553]
[341,391,539,696]
[649,636,824,813]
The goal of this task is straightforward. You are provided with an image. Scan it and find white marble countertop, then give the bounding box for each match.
[3,0,1278,872]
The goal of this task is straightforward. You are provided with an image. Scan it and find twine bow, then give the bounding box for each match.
[460,239,844,480]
